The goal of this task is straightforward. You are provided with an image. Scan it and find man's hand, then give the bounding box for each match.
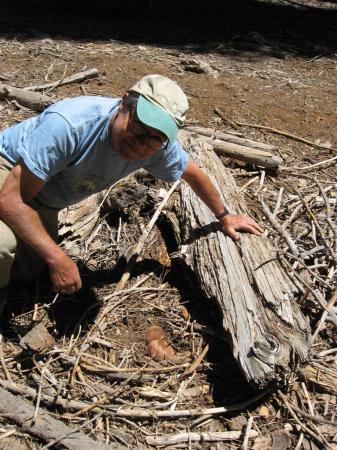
[219,214,263,241]
[48,251,82,294]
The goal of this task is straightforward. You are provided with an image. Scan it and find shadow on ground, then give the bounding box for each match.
[1,0,336,57]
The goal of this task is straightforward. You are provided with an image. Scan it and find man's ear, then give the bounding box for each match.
[119,91,129,111]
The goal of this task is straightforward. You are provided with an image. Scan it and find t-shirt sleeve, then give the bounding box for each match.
[143,141,189,182]
[17,112,77,181]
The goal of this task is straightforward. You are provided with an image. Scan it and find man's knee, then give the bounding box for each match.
[0,220,17,288]
[0,220,17,259]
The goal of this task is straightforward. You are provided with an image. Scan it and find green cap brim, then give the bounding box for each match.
[136,95,178,144]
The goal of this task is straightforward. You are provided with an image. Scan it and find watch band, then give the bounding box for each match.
[215,208,230,220]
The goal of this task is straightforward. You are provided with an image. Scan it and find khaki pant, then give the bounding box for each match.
[0,155,59,288]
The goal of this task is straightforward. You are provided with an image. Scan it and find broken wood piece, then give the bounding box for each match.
[184,344,209,375]
[0,84,54,112]
[58,191,106,256]
[260,199,299,256]
[24,68,99,92]
[0,386,120,449]
[58,177,147,257]
[234,119,337,153]
[0,378,89,412]
[168,131,310,386]
[116,179,180,291]
[300,362,337,395]
[213,140,283,168]
[214,107,241,130]
[107,388,271,418]
[145,430,258,446]
[185,125,276,151]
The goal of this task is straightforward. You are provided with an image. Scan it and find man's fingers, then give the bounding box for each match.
[220,215,263,240]
[239,224,262,236]
[225,227,240,241]
[239,217,263,234]
[60,284,78,295]
[249,221,263,234]
[242,223,263,235]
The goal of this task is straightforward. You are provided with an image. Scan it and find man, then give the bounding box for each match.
[0,74,262,303]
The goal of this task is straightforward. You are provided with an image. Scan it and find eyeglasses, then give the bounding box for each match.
[127,108,168,151]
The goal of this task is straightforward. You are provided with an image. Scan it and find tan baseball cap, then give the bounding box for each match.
[130,74,189,143]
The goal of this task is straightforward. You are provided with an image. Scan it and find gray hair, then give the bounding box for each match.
[121,91,140,113]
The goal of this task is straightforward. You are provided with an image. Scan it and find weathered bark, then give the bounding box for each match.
[58,177,148,254]
[167,130,310,386]
[0,385,121,449]
[58,191,105,254]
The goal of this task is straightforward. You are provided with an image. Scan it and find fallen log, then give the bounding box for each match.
[0,69,99,112]
[213,140,283,168]
[0,83,54,111]
[165,130,310,386]
[185,125,276,151]
[24,68,99,92]
[0,385,121,449]
[185,125,282,169]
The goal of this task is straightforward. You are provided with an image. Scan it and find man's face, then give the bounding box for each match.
[109,103,168,161]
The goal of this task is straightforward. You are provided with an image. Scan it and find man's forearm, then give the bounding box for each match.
[0,201,63,265]
[181,161,226,217]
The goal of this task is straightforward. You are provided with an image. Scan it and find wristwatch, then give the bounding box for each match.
[215,208,230,220]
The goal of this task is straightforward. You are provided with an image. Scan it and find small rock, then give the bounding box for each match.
[301,436,321,450]
[0,436,30,450]
[284,423,293,432]
[271,429,291,450]
[181,58,218,77]
[252,435,272,450]
[20,323,55,354]
[103,180,147,213]
[258,405,270,417]
[228,414,248,431]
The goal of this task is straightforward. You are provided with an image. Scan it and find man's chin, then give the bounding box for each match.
[119,148,141,161]
[115,141,141,161]
[119,146,151,161]
[120,153,139,161]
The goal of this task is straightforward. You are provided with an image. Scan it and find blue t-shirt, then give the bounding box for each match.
[0,96,189,209]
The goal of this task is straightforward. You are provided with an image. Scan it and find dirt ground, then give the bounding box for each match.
[0,0,337,449]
